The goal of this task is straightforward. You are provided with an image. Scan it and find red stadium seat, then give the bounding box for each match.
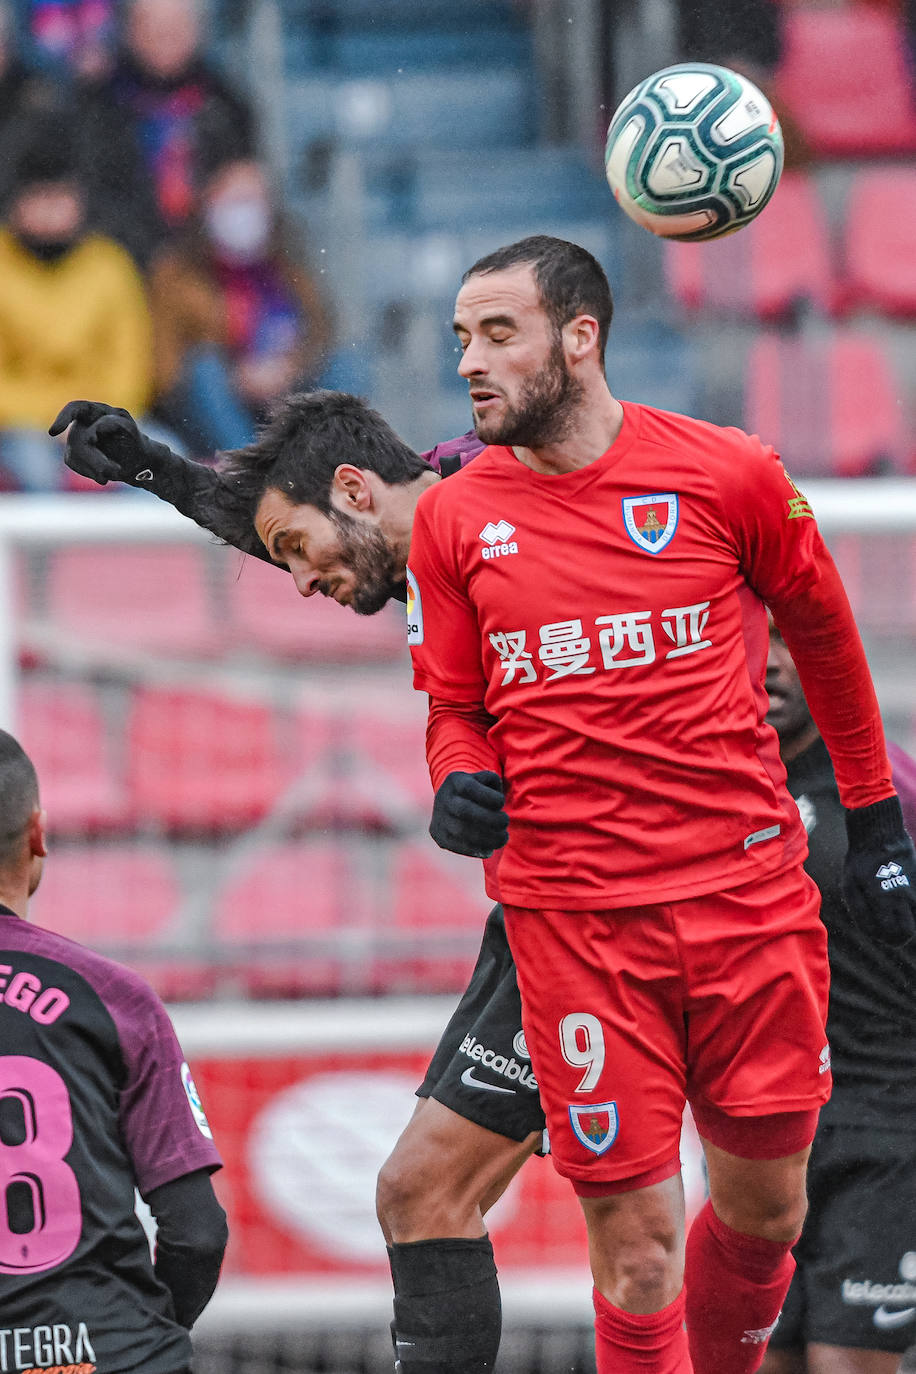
[227,554,408,661]
[745,330,906,476]
[125,686,297,831]
[375,842,486,992]
[46,546,224,659]
[775,5,916,157]
[18,680,128,833]
[293,687,432,829]
[665,171,835,321]
[829,532,916,635]
[29,844,211,1000]
[392,843,486,932]
[211,840,382,995]
[841,168,916,317]
[31,845,179,943]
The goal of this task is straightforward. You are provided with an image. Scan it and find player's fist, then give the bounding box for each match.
[844,795,916,946]
[430,770,509,858]
[50,400,158,487]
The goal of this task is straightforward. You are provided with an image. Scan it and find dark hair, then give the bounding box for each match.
[462,235,613,365]
[217,390,432,549]
[0,730,38,867]
[6,109,81,193]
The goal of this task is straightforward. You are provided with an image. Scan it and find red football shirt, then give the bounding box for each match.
[408,401,891,910]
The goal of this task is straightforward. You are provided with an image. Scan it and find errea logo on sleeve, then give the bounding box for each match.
[479,520,518,560]
[406,568,423,645]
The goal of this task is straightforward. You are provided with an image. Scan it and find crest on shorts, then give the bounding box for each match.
[569,1101,619,1155]
[622,493,678,555]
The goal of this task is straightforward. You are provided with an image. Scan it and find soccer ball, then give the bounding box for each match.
[604,63,784,241]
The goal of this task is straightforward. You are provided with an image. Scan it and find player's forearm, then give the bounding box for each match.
[426,696,501,792]
[146,1170,228,1328]
[142,443,272,562]
[155,1234,227,1328]
[772,548,893,810]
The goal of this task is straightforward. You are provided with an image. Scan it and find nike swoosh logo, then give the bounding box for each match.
[460,1066,516,1094]
[874,1306,916,1330]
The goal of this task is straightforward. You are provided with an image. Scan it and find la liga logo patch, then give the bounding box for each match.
[622,493,678,554]
[181,1060,214,1139]
[405,567,423,646]
[569,1101,619,1155]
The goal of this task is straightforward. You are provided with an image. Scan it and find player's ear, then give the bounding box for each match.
[565,313,600,363]
[27,807,48,860]
[332,464,373,513]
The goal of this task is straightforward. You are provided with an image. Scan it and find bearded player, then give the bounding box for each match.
[405,235,916,1374]
[51,391,538,1374]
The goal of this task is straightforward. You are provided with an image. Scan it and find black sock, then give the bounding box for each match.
[387,1237,501,1373]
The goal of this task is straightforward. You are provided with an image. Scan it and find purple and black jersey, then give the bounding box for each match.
[785,740,916,1131]
[421,431,485,477]
[0,908,221,1374]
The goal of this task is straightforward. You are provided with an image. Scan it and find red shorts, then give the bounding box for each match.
[503,863,831,1193]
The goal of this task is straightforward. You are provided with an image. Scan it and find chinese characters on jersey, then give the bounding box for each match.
[489,602,712,686]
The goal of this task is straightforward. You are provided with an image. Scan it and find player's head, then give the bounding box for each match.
[225,390,434,613]
[765,619,818,758]
[0,730,47,905]
[454,235,613,447]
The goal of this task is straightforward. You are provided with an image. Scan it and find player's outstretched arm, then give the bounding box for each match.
[145,1168,228,1328]
[49,400,271,561]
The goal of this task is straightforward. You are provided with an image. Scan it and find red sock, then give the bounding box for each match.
[684,1200,795,1374]
[593,1287,692,1373]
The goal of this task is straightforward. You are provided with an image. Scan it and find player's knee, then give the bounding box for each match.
[596,1236,682,1313]
[713,1186,807,1244]
[585,1196,683,1312]
[376,1147,423,1231]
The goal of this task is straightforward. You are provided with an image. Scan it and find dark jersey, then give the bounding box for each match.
[422,432,485,476]
[0,908,222,1374]
[785,739,916,1130]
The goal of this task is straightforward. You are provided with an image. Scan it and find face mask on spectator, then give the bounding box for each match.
[15,232,80,264]
[205,197,271,262]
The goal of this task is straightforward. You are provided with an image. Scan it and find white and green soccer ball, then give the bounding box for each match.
[604,63,784,241]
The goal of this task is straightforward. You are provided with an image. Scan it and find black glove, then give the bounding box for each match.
[843,795,916,947]
[49,399,178,488]
[430,771,509,858]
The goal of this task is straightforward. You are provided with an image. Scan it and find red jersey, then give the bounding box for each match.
[408,401,891,910]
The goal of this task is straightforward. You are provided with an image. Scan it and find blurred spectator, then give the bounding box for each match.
[84,0,256,246]
[28,0,118,80]
[0,0,58,153]
[0,0,160,266]
[148,156,333,453]
[677,0,781,75]
[0,124,153,489]
[677,0,811,170]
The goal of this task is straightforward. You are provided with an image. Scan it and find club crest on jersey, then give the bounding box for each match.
[622,493,678,555]
[569,1101,619,1155]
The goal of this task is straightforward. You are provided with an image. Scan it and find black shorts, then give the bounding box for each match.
[769,1123,916,1353]
[416,905,547,1143]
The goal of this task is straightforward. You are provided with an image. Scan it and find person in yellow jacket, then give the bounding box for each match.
[0,130,153,491]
